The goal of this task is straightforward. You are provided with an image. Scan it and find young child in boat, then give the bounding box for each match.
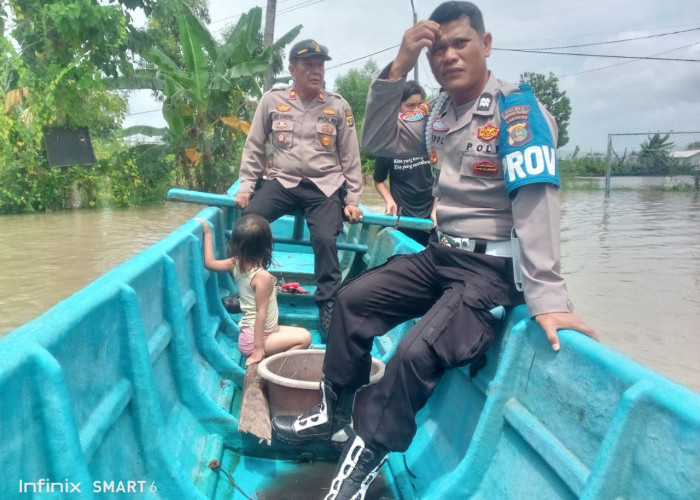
[196,215,311,366]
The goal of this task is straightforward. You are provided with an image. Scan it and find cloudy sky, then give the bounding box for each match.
[127,0,700,153]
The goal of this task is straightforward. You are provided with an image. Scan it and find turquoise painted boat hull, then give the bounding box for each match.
[1,183,698,499]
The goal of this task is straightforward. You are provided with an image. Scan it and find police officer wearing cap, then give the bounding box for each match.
[234,39,363,337]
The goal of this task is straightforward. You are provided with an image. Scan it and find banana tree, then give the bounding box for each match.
[639,133,677,175]
[109,1,301,190]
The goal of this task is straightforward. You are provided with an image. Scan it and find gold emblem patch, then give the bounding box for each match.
[276,104,292,112]
[322,108,336,115]
[321,135,331,147]
[345,109,355,128]
[507,122,532,147]
[429,149,438,165]
[477,124,499,141]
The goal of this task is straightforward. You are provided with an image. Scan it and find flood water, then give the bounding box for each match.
[0,203,202,334]
[1,187,698,393]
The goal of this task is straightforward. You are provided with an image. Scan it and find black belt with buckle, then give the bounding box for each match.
[437,232,487,253]
[436,231,513,257]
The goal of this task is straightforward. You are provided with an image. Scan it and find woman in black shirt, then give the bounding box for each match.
[373,81,436,245]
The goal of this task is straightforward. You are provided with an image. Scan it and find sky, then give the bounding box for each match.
[125,0,700,153]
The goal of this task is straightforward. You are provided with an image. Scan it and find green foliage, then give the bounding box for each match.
[10,0,131,78]
[0,0,137,213]
[108,145,176,207]
[519,72,571,148]
[558,135,695,186]
[0,0,302,212]
[0,160,104,213]
[638,133,677,175]
[136,0,210,71]
[333,60,378,125]
[360,155,375,176]
[558,147,607,177]
[108,1,302,192]
[333,61,379,176]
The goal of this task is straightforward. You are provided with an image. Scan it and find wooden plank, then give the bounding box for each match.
[237,363,271,445]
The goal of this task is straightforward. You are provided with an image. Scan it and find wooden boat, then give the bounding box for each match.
[1,181,698,500]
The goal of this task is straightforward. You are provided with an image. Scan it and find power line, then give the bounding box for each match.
[324,40,700,77]
[278,0,326,15]
[493,47,700,62]
[208,0,326,32]
[325,27,700,74]
[563,42,700,77]
[418,57,440,95]
[530,27,700,50]
[326,45,400,70]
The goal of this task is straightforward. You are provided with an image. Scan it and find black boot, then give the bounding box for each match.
[272,378,355,444]
[324,435,388,500]
[318,299,335,341]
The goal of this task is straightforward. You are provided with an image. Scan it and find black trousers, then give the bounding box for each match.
[397,227,432,247]
[243,178,344,304]
[322,242,523,452]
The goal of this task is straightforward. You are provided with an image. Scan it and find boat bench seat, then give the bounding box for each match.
[393,306,700,500]
[0,207,249,499]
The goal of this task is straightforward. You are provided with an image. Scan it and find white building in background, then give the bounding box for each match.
[121,134,165,148]
[670,149,700,170]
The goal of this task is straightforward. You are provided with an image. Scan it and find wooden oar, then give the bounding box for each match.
[237,363,271,445]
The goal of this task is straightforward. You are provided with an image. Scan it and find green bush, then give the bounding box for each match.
[559,156,607,177]
[0,152,105,213]
[108,145,176,207]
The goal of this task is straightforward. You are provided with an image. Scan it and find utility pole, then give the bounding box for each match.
[410,0,418,82]
[263,0,277,91]
[604,134,612,198]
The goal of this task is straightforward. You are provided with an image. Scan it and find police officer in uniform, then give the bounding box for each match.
[234,39,363,336]
[272,4,597,499]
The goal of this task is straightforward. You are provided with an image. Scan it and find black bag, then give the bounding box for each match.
[222,294,241,314]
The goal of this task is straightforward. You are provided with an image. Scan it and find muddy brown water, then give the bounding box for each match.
[1,188,698,393]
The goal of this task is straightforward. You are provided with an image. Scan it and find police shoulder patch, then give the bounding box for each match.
[345,109,355,128]
[399,109,426,122]
[498,85,559,195]
[500,105,532,147]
